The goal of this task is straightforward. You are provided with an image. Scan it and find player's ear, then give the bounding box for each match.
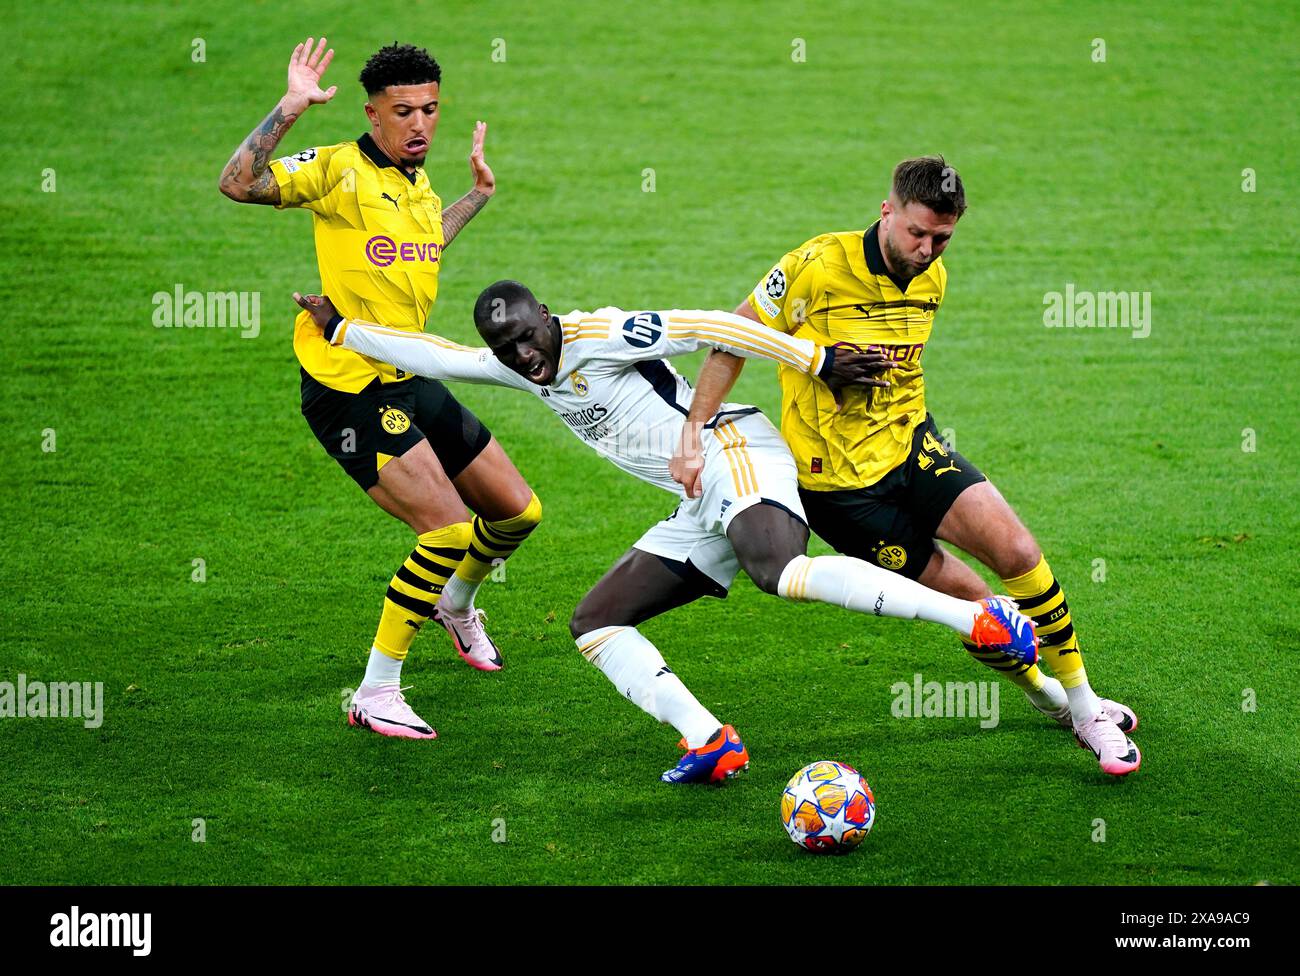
[537,303,550,322]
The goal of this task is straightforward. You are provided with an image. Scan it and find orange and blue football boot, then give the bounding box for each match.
[660,725,750,784]
[970,596,1039,666]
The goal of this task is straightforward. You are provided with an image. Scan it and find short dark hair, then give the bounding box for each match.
[359,43,441,95]
[891,155,967,217]
[474,280,539,330]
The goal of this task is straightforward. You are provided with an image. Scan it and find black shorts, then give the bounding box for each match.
[300,369,492,491]
[799,414,986,580]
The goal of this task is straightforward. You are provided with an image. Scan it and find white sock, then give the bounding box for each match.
[1066,676,1104,726]
[362,647,403,690]
[439,573,478,612]
[576,626,719,748]
[777,554,981,638]
[1025,674,1068,712]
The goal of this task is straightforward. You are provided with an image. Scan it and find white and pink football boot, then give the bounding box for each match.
[434,597,503,672]
[348,685,437,740]
[1072,711,1141,776]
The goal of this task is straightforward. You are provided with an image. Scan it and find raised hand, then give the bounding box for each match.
[286,37,337,109]
[441,122,496,247]
[468,121,496,196]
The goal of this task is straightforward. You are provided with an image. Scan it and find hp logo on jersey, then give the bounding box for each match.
[622,311,663,348]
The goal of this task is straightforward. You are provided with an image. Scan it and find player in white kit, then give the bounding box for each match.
[293,284,1038,783]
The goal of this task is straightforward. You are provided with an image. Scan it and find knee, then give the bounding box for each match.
[996,534,1042,580]
[512,491,543,530]
[569,599,606,641]
[744,556,789,596]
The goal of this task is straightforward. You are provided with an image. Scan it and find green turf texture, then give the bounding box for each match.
[1,1,1297,885]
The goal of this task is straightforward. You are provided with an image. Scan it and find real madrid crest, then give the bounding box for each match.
[572,372,589,397]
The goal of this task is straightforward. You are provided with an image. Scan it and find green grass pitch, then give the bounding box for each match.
[1,0,1297,885]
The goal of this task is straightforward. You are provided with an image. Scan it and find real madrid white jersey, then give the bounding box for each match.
[327,307,831,496]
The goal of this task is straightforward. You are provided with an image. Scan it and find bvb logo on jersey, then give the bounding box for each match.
[380,407,411,435]
[572,372,589,397]
[875,545,907,570]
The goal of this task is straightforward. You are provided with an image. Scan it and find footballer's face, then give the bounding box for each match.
[365,82,440,170]
[879,197,958,280]
[479,302,561,386]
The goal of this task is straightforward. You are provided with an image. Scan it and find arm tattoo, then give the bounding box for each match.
[244,169,280,203]
[219,103,299,203]
[440,188,490,247]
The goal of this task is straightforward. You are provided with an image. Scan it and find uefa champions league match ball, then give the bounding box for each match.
[781,760,876,853]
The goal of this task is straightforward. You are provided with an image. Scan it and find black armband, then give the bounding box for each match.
[817,345,836,379]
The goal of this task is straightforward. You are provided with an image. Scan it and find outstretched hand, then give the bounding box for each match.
[469,121,495,196]
[286,37,337,108]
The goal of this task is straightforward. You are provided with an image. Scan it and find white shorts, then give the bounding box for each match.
[634,409,806,593]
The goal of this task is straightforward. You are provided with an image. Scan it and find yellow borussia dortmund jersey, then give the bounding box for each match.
[746,223,946,491]
[271,134,444,392]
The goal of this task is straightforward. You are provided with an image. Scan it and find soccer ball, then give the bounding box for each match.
[781,760,876,853]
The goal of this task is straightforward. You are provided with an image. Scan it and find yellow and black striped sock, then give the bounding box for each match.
[372,522,473,661]
[442,493,542,609]
[1001,555,1088,689]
